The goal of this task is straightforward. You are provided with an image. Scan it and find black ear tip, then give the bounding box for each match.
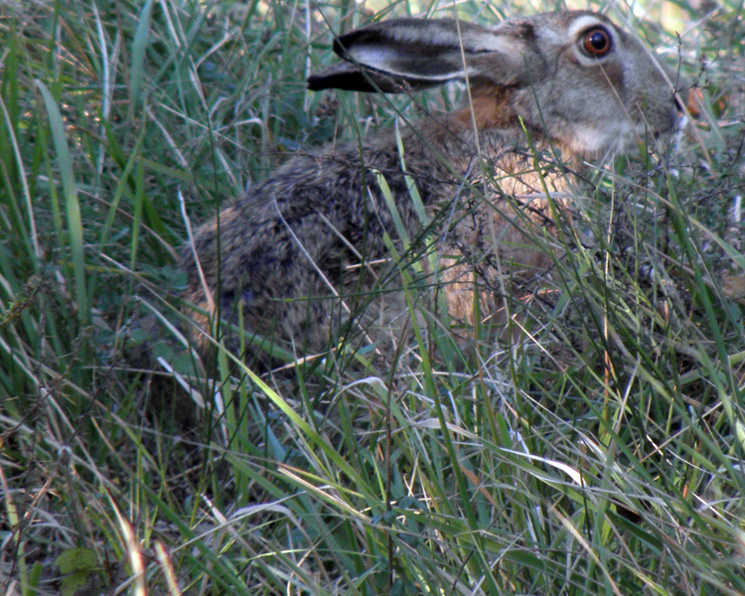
[332,28,367,58]
[306,74,327,91]
[307,69,381,93]
[331,38,346,58]
[307,62,372,91]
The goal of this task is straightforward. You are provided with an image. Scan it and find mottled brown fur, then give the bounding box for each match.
[180,11,681,366]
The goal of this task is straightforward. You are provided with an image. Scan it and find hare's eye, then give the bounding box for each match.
[580,27,612,57]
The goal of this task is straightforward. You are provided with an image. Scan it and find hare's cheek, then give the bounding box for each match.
[592,61,624,95]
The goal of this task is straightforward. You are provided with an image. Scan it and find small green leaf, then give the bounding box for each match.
[55,547,97,574]
[56,548,98,596]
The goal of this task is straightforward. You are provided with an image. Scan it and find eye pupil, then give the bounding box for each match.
[589,32,606,50]
[581,27,612,57]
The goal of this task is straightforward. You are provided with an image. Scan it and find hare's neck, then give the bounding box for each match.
[411,115,582,197]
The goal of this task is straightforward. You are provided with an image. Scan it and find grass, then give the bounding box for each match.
[1,0,745,594]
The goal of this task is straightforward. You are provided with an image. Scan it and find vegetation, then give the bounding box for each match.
[1,0,744,595]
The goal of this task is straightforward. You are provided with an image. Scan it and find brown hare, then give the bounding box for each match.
[181,10,682,367]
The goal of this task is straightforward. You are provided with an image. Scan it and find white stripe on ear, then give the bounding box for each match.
[344,45,475,81]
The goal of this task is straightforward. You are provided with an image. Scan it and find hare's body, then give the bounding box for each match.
[182,11,681,362]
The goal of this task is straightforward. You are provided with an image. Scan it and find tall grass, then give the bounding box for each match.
[1,0,744,595]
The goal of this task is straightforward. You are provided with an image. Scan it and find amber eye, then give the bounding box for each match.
[580,27,612,57]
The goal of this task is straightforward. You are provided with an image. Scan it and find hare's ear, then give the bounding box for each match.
[307,18,530,93]
[307,61,416,93]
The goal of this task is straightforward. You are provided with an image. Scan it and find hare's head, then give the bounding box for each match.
[308,11,683,158]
